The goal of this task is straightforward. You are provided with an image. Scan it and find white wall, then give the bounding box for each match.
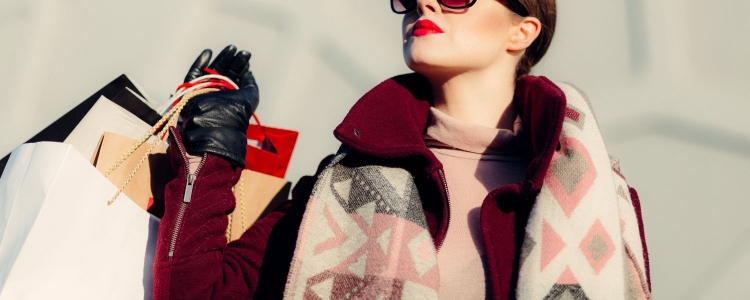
[0,0,748,298]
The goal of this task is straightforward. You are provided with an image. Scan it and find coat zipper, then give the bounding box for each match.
[436,169,451,252]
[168,127,207,260]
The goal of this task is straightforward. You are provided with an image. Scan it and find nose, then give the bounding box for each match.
[415,0,440,15]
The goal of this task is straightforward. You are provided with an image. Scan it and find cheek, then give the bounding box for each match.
[402,10,512,71]
[452,14,509,59]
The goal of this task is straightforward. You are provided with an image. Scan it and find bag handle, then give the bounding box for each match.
[104,73,237,205]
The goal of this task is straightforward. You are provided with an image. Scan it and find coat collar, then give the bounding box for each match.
[334,73,434,164]
[333,72,566,190]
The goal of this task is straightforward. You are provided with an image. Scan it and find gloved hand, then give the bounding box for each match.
[180,45,260,168]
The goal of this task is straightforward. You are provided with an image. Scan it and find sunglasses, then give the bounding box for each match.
[391,0,529,16]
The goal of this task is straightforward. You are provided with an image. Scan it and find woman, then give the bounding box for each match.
[153,0,651,299]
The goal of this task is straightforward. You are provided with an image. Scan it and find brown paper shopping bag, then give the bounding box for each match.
[227,169,291,241]
[91,132,171,213]
[91,131,290,241]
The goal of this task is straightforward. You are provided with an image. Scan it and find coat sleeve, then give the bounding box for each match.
[152,129,329,299]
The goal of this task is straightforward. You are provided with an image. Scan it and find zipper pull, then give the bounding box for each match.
[183,174,197,203]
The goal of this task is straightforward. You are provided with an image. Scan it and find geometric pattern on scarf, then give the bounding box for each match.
[284,82,650,300]
[284,157,440,300]
[517,83,651,300]
[542,266,590,300]
[329,164,427,228]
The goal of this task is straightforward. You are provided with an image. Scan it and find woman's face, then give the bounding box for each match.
[402,0,520,76]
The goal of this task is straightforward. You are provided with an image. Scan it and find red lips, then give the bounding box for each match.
[412,19,443,36]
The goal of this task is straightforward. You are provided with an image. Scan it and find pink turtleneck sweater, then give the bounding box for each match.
[424,107,529,299]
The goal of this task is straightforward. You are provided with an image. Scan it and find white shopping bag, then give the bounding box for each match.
[64,96,152,161]
[0,142,157,299]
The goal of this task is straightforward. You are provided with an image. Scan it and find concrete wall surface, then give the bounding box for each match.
[0,0,748,298]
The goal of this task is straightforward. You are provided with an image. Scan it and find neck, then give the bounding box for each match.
[428,67,517,130]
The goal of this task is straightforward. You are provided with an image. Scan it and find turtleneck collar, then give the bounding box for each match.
[423,107,527,156]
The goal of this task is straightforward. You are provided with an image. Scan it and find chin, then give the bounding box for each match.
[403,42,487,77]
[404,55,469,78]
[404,49,453,75]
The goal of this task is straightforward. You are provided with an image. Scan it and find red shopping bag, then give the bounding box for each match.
[245,116,298,178]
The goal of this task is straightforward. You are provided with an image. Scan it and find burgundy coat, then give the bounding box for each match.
[152,73,650,300]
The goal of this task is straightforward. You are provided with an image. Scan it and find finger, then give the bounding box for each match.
[184,49,212,83]
[238,71,259,114]
[227,50,251,83]
[208,45,237,75]
[236,63,250,84]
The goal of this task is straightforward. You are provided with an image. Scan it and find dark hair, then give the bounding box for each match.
[515,0,557,77]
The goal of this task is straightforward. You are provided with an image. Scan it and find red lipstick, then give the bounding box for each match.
[412,19,444,37]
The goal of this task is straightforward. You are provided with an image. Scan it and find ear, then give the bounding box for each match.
[508,17,542,51]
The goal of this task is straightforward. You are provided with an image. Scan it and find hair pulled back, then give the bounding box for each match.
[515,0,556,78]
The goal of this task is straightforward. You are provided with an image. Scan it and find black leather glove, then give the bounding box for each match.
[180,45,260,168]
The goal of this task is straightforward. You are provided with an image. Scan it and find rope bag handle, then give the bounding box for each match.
[104,70,239,205]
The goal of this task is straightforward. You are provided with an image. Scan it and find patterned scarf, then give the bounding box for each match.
[283,83,650,300]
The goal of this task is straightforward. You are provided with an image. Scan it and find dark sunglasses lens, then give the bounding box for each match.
[392,0,414,13]
[440,0,473,8]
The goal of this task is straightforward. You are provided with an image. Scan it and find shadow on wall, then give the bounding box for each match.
[608,113,750,158]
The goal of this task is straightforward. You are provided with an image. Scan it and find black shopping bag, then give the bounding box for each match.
[0,75,162,175]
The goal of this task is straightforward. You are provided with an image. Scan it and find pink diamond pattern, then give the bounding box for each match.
[557,266,579,285]
[545,137,597,218]
[579,219,615,274]
[541,220,566,271]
